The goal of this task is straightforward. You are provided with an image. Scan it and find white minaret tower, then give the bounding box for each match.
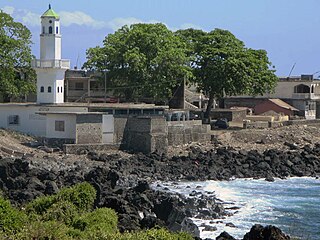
[33,4,70,104]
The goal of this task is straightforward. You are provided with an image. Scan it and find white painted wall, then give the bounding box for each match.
[0,105,46,136]
[36,68,66,104]
[0,104,89,137]
[40,17,61,60]
[46,114,76,139]
[102,115,114,143]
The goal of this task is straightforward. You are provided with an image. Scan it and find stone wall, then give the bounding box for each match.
[114,116,128,145]
[63,143,119,154]
[76,114,102,144]
[210,109,246,122]
[167,120,210,145]
[123,116,168,154]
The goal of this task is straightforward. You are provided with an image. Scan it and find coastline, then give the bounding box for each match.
[1,142,320,239]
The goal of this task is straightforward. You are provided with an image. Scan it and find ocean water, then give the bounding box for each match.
[153,177,320,240]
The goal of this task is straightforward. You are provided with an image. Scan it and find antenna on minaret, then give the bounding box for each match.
[288,62,296,78]
[49,4,51,9]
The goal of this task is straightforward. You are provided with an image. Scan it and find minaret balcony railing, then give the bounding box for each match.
[32,59,70,69]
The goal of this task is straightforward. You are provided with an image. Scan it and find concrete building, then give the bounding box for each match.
[224,75,320,119]
[0,5,211,154]
[32,4,70,104]
[64,69,118,103]
[254,99,298,116]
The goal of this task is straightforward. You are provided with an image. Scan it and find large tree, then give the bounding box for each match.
[177,28,278,118]
[0,11,36,102]
[84,23,191,102]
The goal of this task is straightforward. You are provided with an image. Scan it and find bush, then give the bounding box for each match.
[55,182,96,213]
[25,195,54,216]
[16,221,73,240]
[119,228,194,240]
[72,208,118,239]
[42,201,79,226]
[0,197,27,234]
[25,182,96,217]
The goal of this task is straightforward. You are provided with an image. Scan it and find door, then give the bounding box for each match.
[102,115,114,144]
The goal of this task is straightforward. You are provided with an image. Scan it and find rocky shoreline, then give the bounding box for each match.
[1,143,319,239]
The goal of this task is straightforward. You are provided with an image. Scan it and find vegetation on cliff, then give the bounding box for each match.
[0,182,193,240]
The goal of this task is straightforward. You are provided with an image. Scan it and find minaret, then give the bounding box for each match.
[33,4,70,104]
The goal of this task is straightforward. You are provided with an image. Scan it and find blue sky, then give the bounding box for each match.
[1,0,320,77]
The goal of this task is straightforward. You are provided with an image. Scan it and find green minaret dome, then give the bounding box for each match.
[41,4,59,19]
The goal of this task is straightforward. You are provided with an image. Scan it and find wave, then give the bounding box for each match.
[154,177,320,239]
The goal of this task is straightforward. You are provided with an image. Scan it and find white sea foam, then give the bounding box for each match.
[153,177,320,240]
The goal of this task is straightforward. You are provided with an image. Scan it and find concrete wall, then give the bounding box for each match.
[76,114,102,144]
[0,105,47,136]
[123,116,168,154]
[46,114,76,139]
[210,109,246,122]
[113,116,128,145]
[64,143,119,154]
[167,120,210,146]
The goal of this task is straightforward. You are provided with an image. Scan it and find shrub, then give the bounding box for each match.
[55,182,96,213]
[119,228,194,240]
[0,197,27,234]
[72,208,118,239]
[25,195,54,216]
[25,182,96,217]
[16,221,73,240]
[42,201,79,226]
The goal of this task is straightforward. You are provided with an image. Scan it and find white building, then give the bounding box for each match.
[224,75,320,120]
[33,4,70,104]
[0,5,168,146]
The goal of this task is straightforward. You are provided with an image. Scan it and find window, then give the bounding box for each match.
[55,120,65,132]
[40,86,44,92]
[42,26,45,34]
[48,86,52,93]
[56,27,59,34]
[49,20,52,24]
[294,84,310,93]
[8,115,19,125]
[75,82,84,90]
[57,87,60,93]
[60,87,63,93]
[49,26,53,34]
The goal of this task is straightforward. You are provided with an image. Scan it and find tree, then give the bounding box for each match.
[177,28,278,118]
[84,23,191,102]
[0,11,36,102]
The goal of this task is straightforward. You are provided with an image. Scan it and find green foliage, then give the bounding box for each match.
[0,197,27,234]
[16,221,73,240]
[42,201,79,226]
[55,182,96,213]
[0,11,36,101]
[84,23,192,102]
[176,28,278,117]
[119,228,194,240]
[26,182,96,216]
[72,207,118,239]
[25,195,55,216]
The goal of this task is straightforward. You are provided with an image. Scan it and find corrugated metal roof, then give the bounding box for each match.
[268,99,299,111]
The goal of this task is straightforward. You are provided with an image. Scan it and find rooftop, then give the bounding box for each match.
[41,4,59,19]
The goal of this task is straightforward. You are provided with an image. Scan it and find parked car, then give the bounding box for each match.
[214,118,229,129]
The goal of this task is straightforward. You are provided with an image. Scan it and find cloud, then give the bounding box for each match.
[59,11,105,28]
[1,6,15,15]
[2,6,203,32]
[1,6,40,26]
[180,23,202,30]
[106,17,159,31]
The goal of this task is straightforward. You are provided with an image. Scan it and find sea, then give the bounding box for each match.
[153,177,320,240]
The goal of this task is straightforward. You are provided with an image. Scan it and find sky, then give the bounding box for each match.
[1,0,320,77]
